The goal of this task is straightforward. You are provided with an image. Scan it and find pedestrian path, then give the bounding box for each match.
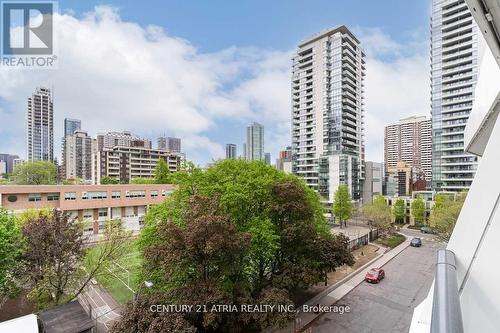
[277,236,410,332]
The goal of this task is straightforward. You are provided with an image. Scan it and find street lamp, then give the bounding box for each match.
[134,280,153,301]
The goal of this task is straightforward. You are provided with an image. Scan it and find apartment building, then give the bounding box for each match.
[291,25,365,203]
[246,122,264,161]
[0,184,175,235]
[0,153,20,174]
[93,146,181,184]
[158,137,181,153]
[384,116,432,182]
[431,0,479,191]
[97,131,152,150]
[27,87,54,162]
[64,131,97,181]
[276,147,292,173]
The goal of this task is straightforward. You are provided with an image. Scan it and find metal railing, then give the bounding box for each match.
[431,249,464,333]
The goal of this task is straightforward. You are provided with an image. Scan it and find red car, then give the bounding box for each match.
[365,268,385,283]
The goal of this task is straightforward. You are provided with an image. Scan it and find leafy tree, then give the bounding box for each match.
[144,195,251,332]
[363,195,392,231]
[154,158,171,184]
[332,185,353,228]
[13,161,57,185]
[131,160,353,332]
[100,176,119,185]
[430,192,467,241]
[0,210,24,300]
[130,177,155,184]
[393,198,406,224]
[19,210,129,308]
[110,293,196,333]
[411,196,426,226]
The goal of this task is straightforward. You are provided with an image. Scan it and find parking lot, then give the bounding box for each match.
[310,230,444,333]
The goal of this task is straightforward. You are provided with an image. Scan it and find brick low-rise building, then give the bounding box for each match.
[0,184,176,235]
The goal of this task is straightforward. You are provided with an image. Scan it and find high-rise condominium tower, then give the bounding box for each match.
[431,0,479,191]
[384,116,432,182]
[246,122,264,161]
[158,137,181,153]
[27,87,54,161]
[291,26,365,203]
[225,144,237,159]
[64,118,81,137]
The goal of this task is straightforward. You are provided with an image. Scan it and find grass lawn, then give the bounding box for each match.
[375,233,406,249]
[95,240,143,304]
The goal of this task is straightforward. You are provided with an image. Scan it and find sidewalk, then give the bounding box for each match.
[277,235,410,332]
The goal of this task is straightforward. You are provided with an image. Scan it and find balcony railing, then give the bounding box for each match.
[431,249,464,333]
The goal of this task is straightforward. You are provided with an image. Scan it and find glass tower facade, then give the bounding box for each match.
[431,0,479,191]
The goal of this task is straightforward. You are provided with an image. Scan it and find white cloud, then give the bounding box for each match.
[0,6,292,166]
[359,28,429,163]
[0,7,429,167]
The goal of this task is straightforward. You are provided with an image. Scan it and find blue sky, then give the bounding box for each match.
[0,0,432,166]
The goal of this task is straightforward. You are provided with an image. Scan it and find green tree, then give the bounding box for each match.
[154,158,171,184]
[332,185,353,228]
[100,176,119,185]
[133,159,353,332]
[411,196,426,226]
[0,210,24,300]
[130,177,155,184]
[363,195,392,231]
[393,198,406,224]
[430,192,467,241]
[13,161,57,185]
[19,210,130,308]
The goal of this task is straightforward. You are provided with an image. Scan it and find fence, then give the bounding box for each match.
[347,228,380,251]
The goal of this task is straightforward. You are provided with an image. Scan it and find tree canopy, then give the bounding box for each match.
[363,195,392,231]
[411,196,426,226]
[0,209,24,299]
[430,192,466,241]
[332,185,354,227]
[393,198,406,224]
[131,159,353,332]
[154,158,172,184]
[13,161,57,185]
[100,176,119,185]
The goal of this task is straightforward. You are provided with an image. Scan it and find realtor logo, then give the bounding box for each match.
[1,1,57,68]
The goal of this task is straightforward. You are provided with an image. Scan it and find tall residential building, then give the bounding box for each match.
[158,137,181,153]
[384,116,432,182]
[264,153,271,165]
[246,122,264,161]
[27,87,54,162]
[97,131,151,150]
[431,0,479,191]
[225,144,237,159]
[64,131,96,181]
[0,153,20,173]
[362,161,383,204]
[291,26,365,203]
[64,118,81,137]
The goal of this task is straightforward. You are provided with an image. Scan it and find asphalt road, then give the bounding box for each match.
[310,230,444,333]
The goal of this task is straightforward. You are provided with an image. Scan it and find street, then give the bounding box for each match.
[310,229,444,333]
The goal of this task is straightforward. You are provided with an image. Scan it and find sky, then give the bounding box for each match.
[0,0,431,166]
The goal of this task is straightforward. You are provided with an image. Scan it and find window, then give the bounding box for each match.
[64,192,76,200]
[83,191,107,200]
[47,193,60,201]
[83,210,93,219]
[125,190,146,198]
[161,189,173,197]
[98,209,108,217]
[28,193,42,202]
[112,191,121,199]
[150,190,158,198]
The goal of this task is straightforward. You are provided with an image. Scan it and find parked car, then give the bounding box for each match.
[365,268,385,283]
[420,226,433,234]
[410,237,422,247]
